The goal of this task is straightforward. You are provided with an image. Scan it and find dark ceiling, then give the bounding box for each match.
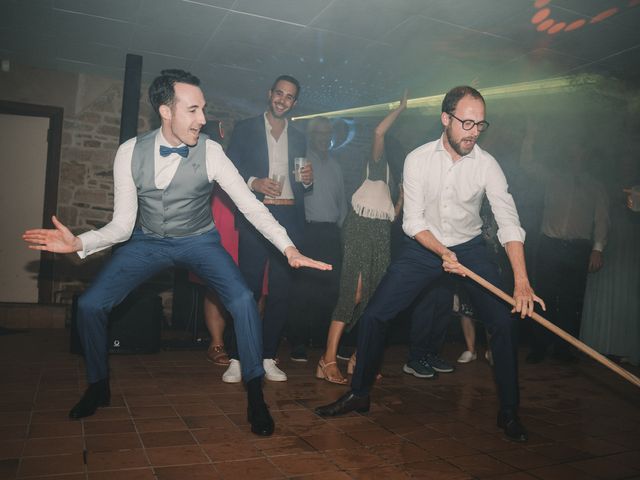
[2,0,639,115]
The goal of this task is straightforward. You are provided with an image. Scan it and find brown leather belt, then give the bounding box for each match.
[263,198,295,206]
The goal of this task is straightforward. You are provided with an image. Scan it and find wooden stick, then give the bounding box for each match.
[459,264,640,389]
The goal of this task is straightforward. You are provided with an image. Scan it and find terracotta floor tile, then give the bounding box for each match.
[301,431,361,451]
[23,436,83,456]
[86,448,149,472]
[0,411,30,426]
[487,473,539,480]
[289,471,352,480]
[348,464,412,479]
[128,405,177,418]
[347,426,405,446]
[369,442,435,465]
[3,334,640,480]
[0,440,24,461]
[0,458,19,478]
[449,453,517,478]
[528,443,591,462]
[568,456,640,480]
[28,422,82,438]
[410,437,479,458]
[192,426,246,445]
[88,468,156,480]
[491,447,556,470]
[140,430,196,448]
[181,414,234,429]
[253,435,317,456]
[528,463,599,480]
[269,452,339,476]
[85,432,142,452]
[145,445,209,467]
[134,416,188,432]
[29,409,71,424]
[213,457,284,479]
[83,419,136,435]
[154,463,221,479]
[324,447,387,470]
[17,453,85,477]
[173,403,223,417]
[400,459,473,480]
[201,441,263,462]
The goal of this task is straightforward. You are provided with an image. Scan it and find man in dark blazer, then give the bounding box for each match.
[223,75,312,382]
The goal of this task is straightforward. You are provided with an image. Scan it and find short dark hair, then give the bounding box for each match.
[441,86,485,114]
[270,74,301,100]
[148,69,200,115]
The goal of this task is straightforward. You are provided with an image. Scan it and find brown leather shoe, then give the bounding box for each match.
[207,344,230,366]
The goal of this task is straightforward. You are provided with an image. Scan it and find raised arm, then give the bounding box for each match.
[372,90,407,163]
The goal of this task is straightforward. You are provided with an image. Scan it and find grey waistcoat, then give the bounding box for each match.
[132,129,214,238]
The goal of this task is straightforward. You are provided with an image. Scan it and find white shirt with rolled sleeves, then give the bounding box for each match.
[402,135,525,247]
[77,130,294,258]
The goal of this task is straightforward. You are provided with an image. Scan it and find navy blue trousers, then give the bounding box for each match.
[231,205,303,359]
[77,228,264,384]
[352,235,520,411]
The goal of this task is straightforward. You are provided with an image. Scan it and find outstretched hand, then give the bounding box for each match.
[284,246,332,271]
[22,215,82,253]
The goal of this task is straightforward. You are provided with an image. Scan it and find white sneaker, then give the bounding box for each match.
[222,359,242,383]
[457,350,477,364]
[263,358,287,382]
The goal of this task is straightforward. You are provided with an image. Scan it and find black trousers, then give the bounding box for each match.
[406,276,454,363]
[531,235,591,355]
[352,236,520,412]
[229,205,302,360]
[287,221,342,348]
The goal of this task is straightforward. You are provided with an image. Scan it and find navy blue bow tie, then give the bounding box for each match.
[159,145,189,158]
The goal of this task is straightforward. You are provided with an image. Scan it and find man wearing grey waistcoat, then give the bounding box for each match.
[22,69,330,437]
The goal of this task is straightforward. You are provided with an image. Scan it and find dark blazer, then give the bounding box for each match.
[227,114,308,227]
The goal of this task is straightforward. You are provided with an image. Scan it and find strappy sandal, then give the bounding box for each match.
[316,359,348,385]
[207,344,230,366]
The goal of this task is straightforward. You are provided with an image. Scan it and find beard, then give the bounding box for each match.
[445,125,476,157]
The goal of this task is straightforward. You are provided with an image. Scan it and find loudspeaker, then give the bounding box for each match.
[70,291,162,355]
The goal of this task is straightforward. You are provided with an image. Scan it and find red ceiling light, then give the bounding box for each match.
[531,7,551,24]
[591,7,619,23]
[564,19,587,31]
[548,21,567,34]
[536,18,555,31]
[531,1,638,35]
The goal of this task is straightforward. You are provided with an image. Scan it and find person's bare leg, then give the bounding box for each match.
[318,320,347,383]
[204,290,229,365]
[461,315,476,354]
[319,273,363,382]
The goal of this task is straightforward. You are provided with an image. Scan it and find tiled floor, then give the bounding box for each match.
[1,329,639,479]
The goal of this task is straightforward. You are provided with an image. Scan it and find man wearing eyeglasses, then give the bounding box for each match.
[315,86,545,443]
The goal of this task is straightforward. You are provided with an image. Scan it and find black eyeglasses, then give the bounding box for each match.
[448,112,490,132]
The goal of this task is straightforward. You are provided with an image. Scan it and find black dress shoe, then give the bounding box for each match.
[314,391,370,417]
[497,411,528,442]
[69,379,110,419]
[247,401,274,436]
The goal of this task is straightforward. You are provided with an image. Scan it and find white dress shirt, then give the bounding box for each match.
[541,172,609,251]
[403,135,525,247]
[247,113,294,199]
[78,130,294,258]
